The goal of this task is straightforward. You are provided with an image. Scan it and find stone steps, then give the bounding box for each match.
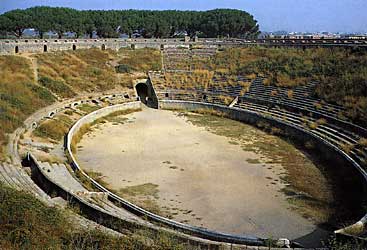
[0,162,52,203]
[39,162,88,193]
[235,101,367,171]
[236,102,355,146]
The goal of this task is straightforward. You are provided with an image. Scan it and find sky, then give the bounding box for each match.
[1,0,367,33]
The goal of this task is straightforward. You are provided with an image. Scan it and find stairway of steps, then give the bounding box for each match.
[245,78,346,118]
[0,162,52,203]
[39,162,87,193]
[37,161,149,225]
[234,100,367,170]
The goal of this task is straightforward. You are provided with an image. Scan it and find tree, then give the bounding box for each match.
[2,9,31,37]
[0,7,260,39]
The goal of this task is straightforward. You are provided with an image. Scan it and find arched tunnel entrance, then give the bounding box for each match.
[135,82,149,104]
[135,81,158,108]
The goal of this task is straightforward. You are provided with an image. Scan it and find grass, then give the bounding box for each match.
[117,48,162,72]
[118,183,159,198]
[71,123,91,153]
[325,236,367,250]
[0,48,155,159]
[0,182,187,250]
[35,48,118,92]
[0,55,55,159]
[246,158,261,164]
[77,104,100,113]
[340,143,355,154]
[33,115,73,141]
[117,183,168,217]
[38,76,75,98]
[163,46,367,127]
[358,138,367,147]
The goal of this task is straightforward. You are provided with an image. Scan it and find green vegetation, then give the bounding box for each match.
[165,70,213,89]
[0,7,259,38]
[213,47,367,127]
[162,47,367,127]
[0,47,159,159]
[325,236,366,250]
[115,64,132,73]
[93,109,141,126]
[35,48,119,92]
[117,183,166,217]
[78,104,100,113]
[0,55,55,159]
[0,182,186,249]
[33,115,73,141]
[38,76,75,98]
[117,48,162,72]
[36,48,161,91]
[119,183,159,198]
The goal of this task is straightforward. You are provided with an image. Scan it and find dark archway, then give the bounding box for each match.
[101,44,106,50]
[135,82,148,104]
[43,45,47,52]
[72,44,76,51]
[15,46,19,53]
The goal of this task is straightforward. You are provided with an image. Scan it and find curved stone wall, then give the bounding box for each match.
[65,99,367,245]
[65,101,267,246]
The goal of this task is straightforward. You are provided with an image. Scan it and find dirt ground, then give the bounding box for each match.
[76,107,322,240]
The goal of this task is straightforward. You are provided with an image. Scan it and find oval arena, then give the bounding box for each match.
[1,38,367,249]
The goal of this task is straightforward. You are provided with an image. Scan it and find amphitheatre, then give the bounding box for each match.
[1,6,367,250]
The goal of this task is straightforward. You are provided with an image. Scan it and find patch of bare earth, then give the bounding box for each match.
[76,107,331,240]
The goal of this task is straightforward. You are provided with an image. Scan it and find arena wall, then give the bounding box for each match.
[63,98,367,243]
[65,101,267,246]
[1,37,366,55]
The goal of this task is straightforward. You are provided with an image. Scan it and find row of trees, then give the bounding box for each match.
[0,7,260,39]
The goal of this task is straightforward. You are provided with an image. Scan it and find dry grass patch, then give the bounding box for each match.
[0,55,55,159]
[117,183,168,217]
[117,48,162,72]
[34,115,72,141]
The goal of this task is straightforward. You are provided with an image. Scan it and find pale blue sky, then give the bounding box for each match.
[1,0,366,33]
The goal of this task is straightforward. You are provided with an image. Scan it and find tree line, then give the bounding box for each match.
[0,7,259,39]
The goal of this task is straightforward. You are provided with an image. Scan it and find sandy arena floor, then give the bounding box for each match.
[76,107,319,240]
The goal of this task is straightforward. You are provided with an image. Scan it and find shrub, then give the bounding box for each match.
[270,127,282,135]
[314,102,323,110]
[358,138,367,147]
[115,64,132,73]
[308,122,318,130]
[316,118,327,125]
[287,90,294,99]
[270,90,278,96]
[305,141,315,149]
[38,76,75,98]
[340,143,354,154]
[33,115,72,141]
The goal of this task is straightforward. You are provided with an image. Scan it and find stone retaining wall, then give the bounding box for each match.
[0,38,191,54]
[2,37,366,54]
